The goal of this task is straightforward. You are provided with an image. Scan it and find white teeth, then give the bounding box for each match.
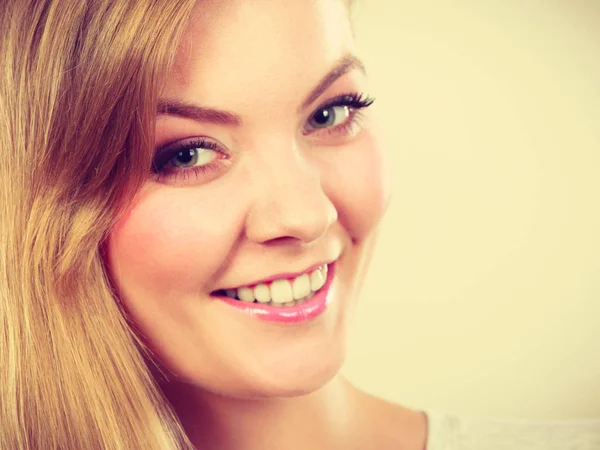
[238,286,254,302]
[253,283,271,303]
[223,264,329,305]
[310,268,326,291]
[270,279,293,304]
[292,273,311,300]
[296,291,316,304]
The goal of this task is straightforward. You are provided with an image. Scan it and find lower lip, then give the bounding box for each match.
[212,263,336,324]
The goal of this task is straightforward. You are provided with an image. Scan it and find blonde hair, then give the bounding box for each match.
[0,1,196,448]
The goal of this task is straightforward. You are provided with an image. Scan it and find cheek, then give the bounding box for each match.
[323,129,391,239]
[107,187,242,296]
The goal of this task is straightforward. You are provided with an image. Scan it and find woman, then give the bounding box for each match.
[105,0,428,448]
[1,0,426,448]
[2,1,599,449]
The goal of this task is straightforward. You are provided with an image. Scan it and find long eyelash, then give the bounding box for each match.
[320,92,375,111]
[151,138,219,174]
[303,92,374,137]
[152,160,223,184]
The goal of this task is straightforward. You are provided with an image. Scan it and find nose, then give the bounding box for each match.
[244,150,338,245]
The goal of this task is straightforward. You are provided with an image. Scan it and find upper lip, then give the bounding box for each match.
[216,259,336,291]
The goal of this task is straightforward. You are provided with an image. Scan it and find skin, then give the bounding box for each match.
[106,0,427,449]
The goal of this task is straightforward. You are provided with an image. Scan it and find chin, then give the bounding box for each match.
[244,368,343,400]
[229,341,347,400]
[268,361,343,398]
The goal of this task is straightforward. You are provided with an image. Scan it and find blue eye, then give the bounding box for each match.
[170,148,216,168]
[152,138,221,173]
[304,93,375,133]
[171,148,198,167]
[149,137,233,186]
[308,105,351,129]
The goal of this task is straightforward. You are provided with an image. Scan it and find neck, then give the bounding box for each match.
[163,375,365,450]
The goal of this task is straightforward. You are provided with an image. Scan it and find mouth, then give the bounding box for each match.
[212,264,328,307]
[210,262,336,323]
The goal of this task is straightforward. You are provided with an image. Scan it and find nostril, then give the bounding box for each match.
[262,236,303,247]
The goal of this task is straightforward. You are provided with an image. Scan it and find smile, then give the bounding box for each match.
[213,264,328,307]
[211,263,336,323]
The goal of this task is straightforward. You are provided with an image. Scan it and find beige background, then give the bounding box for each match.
[342,0,600,419]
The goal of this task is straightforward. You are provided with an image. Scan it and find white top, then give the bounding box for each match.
[424,410,600,450]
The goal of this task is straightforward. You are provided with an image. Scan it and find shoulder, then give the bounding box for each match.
[423,410,600,450]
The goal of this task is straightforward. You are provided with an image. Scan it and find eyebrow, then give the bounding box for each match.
[299,54,366,111]
[156,100,242,126]
[156,53,366,125]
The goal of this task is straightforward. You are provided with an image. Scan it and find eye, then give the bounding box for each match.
[303,93,375,137]
[150,137,231,185]
[170,147,217,168]
[152,138,223,173]
[308,105,351,129]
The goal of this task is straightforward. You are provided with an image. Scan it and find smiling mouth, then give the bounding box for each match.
[212,264,329,307]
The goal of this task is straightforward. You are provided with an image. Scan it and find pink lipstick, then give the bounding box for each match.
[211,263,335,323]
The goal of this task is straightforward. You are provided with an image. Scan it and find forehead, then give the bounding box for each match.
[163,0,354,111]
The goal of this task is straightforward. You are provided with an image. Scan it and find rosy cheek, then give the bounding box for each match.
[324,131,391,239]
[107,188,240,295]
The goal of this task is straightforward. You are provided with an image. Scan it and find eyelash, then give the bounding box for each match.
[151,138,225,182]
[303,92,375,136]
[151,91,375,183]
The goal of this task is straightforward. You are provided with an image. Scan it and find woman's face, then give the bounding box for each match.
[107,0,390,398]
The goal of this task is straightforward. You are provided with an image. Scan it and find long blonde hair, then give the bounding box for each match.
[0,1,196,448]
